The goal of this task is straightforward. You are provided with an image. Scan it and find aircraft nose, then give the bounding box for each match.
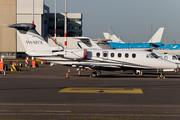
[177,64,180,68]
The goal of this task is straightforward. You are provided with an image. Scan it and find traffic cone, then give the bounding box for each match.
[78,71,81,76]
[68,69,70,73]
[81,68,83,71]
[3,71,6,76]
[66,73,69,79]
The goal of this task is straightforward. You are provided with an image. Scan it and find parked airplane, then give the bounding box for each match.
[153,44,180,55]
[103,28,164,50]
[7,23,179,79]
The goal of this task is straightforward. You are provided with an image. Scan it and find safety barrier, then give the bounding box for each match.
[11,64,20,71]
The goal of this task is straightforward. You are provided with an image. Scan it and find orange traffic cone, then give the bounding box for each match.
[81,68,83,71]
[66,73,69,79]
[68,69,70,73]
[3,71,6,76]
[78,71,81,76]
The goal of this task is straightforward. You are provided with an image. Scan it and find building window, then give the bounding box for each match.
[125,53,129,58]
[96,52,100,57]
[132,53,136,58]
[111,53,114,57]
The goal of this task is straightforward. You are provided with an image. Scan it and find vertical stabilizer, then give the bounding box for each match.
[148,27,164,43]
[103,32,125,43]
[7,23,52,56]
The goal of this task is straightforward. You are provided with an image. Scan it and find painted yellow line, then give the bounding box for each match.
[59,87,143,94]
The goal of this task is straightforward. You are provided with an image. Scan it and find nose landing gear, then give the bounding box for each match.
[90,70,101,78]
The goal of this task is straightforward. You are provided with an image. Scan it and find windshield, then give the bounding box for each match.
[176,55,180,61]
[149,53,159,59]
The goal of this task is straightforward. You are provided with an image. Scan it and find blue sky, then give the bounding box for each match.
[44,0,180,44]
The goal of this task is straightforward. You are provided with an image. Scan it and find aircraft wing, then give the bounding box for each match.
[72,63,121,70]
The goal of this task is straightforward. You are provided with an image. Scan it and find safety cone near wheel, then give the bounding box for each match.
[68,69,70,73]
[78,71,81,76]
[66,73,69,79]
[3,70,6,76]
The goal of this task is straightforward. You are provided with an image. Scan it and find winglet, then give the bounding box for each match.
[148,27,164,43]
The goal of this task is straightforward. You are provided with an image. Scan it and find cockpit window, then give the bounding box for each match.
[147,53,159,59]
[172,55,177,60]
[151,53,159,58]
[176,55,180,61]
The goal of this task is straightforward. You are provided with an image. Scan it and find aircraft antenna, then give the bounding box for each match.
[150,24,153,43]
[109,26,114,37]
[165,38,166,49]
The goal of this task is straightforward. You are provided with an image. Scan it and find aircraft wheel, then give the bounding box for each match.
[90,71,97,78]
[159,73,165,79]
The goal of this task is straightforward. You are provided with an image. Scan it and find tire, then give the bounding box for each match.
[159,74,164,79]
[90,71,97,78]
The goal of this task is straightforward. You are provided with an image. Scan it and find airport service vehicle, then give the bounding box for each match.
[7,23,179,79]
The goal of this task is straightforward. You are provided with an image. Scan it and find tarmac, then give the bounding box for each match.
[0,62,180,119]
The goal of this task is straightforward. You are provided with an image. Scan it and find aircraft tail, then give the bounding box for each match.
[7,23,52,56]
[103,32,125,43]
[148,27,164,43]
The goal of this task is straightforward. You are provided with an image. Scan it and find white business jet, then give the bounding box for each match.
[7,23,179,79]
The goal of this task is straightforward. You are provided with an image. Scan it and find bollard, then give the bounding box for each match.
[0,58,3,71]
[78,71,81,76]
[32,60,36,68]
[68,69,70,73]
[25,57,29,67]
[9,61,12,65]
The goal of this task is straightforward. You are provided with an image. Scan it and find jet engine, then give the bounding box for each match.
[63,49,87,60]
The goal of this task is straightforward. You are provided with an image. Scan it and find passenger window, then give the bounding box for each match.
[125,53,129,58]
[172,56,177,60]
[132,53,136,58]
[111,53,114,57]
[164,56,168,59]
[103,53,107,57]
[118,53,121,58]
[96,52,100,57]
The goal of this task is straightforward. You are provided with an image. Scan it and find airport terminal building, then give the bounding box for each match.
[0,0,82,58]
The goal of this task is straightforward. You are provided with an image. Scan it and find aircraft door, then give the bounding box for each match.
[102,51,108,60]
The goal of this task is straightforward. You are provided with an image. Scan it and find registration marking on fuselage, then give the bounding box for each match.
[59,87,143,94]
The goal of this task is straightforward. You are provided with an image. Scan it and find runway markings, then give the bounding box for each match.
[59,87,143,94]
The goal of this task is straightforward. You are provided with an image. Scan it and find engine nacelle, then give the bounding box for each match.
[64,49,87,60]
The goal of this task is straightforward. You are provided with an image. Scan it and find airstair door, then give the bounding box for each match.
[102,51,108,60]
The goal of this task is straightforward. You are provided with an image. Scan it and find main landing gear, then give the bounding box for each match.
[134,70,143,76]
[158,69,165,79]
[90,70,101,78]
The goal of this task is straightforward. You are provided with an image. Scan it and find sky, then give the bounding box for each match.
[44,0,180,44]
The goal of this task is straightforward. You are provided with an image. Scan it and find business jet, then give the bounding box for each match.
[7,23,179,79]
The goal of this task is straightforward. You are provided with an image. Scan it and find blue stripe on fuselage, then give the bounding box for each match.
[108,42,162,49]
